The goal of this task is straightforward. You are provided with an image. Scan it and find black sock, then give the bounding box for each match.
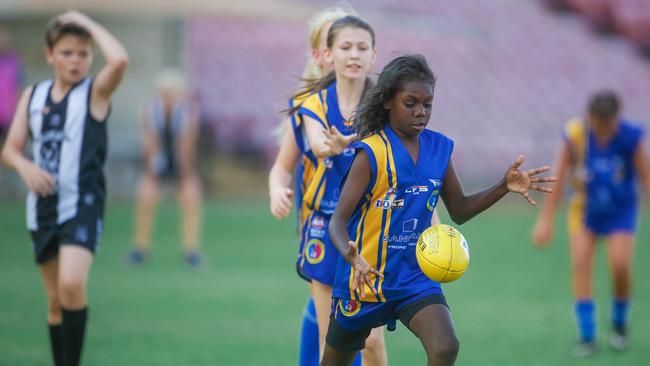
[62,307,88,366]
[48,324,64,366]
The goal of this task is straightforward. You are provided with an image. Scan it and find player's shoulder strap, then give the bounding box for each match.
[357,130,397,194]
[298,90,329,129]
[564,118,587,167]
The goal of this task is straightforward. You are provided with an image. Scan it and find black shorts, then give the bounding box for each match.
[326,293,449,353]
[30,212,104,264]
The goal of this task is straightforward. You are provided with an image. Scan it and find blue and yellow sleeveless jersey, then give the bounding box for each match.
[332,125,454,302]
[298,81,356,215]
[289,96,317,228]
[564,118,644,234]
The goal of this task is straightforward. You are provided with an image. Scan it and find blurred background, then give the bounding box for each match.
[1,0,649,365]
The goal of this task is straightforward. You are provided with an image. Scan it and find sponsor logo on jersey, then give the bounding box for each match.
[309,228,326,238]
[311,215,325,230]
[402,218,418,232]
[305,239,325,264]
[426,179,442,211]
[375,187,403,210]
[405,186,429,195]
[375,198,404,210]
[384,232,419,244]
[339,298,361,317]
[325,158,333,169]
[51,114,62,126]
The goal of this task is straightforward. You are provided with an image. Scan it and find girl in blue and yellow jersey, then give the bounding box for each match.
[323,55,556,366]
[268,7,372,366]
[533,91,649,357]
[289,15,390,365]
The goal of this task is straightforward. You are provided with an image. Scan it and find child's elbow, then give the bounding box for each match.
[448,212,468,226]
[112,55,130,72]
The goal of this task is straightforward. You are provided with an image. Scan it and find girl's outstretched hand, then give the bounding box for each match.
[505,155,557,205]
[346,241,383,299]
[323,126,356,156]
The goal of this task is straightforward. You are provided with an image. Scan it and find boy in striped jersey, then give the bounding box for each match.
[1,11,128,366]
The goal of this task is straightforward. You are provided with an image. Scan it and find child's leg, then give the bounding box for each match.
[40,257,64,366]
[134,173,160,252]
[310,280,333,358]
[58,245,93,366]
[299,297,320,366]
[407,304,459,366]
[320,316,371,366]
[361,326,387,366]
[605,232,635,330]
[320,343,359,366]
[177,173,202,253]
[569,230,598,342]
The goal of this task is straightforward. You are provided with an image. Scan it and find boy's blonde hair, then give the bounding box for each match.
[154,69,187,95]
[302,5,357,80]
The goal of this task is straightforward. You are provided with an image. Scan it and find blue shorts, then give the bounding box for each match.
[331,289,448,333]
[585,203,637,236]
[326,290,448,352]
[296,211,339,286]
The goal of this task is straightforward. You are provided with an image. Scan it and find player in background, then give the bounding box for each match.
[127,70,203,268]
[291,15,388,365]
[1,11,128,366]
[323,54,555,366]
[532,91,649,357]
[268,6,360,365]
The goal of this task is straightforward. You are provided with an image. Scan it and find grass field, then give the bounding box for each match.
[0,199,648,365]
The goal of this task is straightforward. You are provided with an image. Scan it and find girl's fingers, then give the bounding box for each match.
[511,155,524,170]
[366,276,378,296]
[522,193,536,206]
[530,184,553,193]
[531,176,557,183]
[526,166,551,176]
[370,268,383,278]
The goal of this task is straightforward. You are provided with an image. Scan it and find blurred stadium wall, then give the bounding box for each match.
[1,0,649,200]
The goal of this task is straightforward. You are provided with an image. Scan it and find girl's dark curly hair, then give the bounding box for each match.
[354,54,436,138]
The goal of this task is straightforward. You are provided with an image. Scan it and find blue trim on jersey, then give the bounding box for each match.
[299,108,328,129]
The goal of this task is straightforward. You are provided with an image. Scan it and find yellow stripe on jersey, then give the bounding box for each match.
[564,119,587,237]
[567,193,585,236]
[300,90,330,128]
[303,163,326,212]
[376,131,398,301]
[565,118,586,192]
[299,156,316,227]
[349,132,398,301]
[350,193,372,299]
[300,90,331,212]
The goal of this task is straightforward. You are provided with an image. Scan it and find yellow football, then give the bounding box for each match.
[416,224,470,283]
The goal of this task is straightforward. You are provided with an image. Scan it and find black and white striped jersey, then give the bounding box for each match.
[26,77,107,231]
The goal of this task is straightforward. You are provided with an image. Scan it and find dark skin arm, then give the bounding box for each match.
[329,150,383,299]
[442,155,555,225]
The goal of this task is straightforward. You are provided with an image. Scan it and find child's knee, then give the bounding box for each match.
[363,329,385,354]
[425,334,460,363]
[58,275,86,303]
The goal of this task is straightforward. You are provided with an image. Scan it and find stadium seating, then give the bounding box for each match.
[188,1,650,186]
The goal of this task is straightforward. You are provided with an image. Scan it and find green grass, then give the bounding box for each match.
[0,199,648,365]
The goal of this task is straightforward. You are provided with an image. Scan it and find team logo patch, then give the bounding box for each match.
[311,215,325,229]
[338,299,361,317]
[305,239,325,264]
